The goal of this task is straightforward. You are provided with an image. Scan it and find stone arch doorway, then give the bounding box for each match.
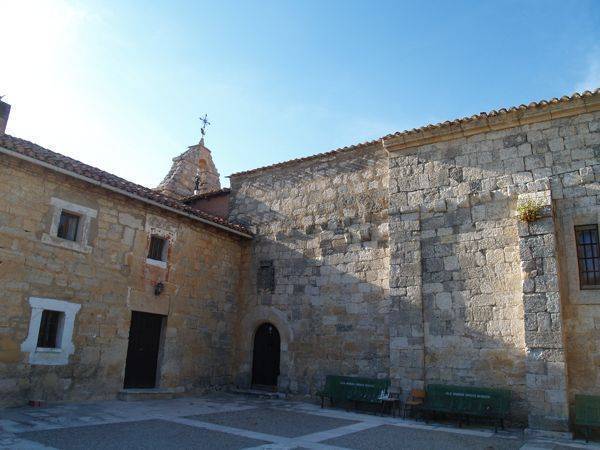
[251,322,280,389]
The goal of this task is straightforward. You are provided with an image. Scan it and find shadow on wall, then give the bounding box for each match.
[228,149,530,423]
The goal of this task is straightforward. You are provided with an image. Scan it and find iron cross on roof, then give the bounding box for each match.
[199,114,211,138]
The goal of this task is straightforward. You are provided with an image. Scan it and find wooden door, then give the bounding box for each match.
[123,311,164,388]
[251,323,280,388]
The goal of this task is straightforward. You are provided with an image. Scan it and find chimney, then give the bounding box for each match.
[0,98,10,134]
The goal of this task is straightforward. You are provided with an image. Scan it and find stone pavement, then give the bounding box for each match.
[0,393,597,449]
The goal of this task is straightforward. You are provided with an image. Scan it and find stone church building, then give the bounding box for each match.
[0,89,599,433]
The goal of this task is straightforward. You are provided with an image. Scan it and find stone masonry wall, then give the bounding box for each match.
[229,143,390,394]
[388,144,528,421]
[551,116,600,414]
[157,140,221,198]
[1,101,597,434]
[0,155,244,406]
[388,110,600,430]
[228,109,599,430]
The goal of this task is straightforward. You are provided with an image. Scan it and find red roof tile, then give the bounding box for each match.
[0,134,251,237]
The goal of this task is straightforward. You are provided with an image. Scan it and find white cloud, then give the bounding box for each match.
[575,48,600,92]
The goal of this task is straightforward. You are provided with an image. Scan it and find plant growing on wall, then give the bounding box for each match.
[517,199,544,222]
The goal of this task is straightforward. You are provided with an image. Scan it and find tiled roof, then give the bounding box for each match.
[0,134,251,237]
[181,188,231,203]
[229,138,382,177]
[231,88,600,177]
[382,88,600,151]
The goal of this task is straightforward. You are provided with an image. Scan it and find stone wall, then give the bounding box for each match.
[388,140,528,422]
[387,110,600,430]
[229,143,390,394]
[229,109,600,431]
[551,116,600,412]
[1,97,598,433]
[157,139,221,198]
[0,155,244,406]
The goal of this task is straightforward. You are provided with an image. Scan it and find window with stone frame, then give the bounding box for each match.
[21,297,81,365]
[575,224,600,289]
[257,260,275,293]
[37,310,63,348]
[42,197,97,254]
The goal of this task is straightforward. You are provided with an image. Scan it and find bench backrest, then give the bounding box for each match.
[575,395,600,426]
[324,375,390,403]
[425,384,511,418]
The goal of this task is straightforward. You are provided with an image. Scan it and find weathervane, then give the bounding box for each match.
[199,114,211,139]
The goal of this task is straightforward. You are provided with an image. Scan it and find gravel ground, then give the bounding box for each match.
[323,424,524,450]
[187,407,359,437]
[18,419,270,450]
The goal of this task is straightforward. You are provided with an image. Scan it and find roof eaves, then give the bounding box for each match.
[383,88,600,151]
[230,88,599,176]
[0,135,252,238]
[229,138,383,177]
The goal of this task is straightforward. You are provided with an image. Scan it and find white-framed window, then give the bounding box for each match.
[42,197,97,253]
[144,215,176,269]
[21,297,81,365]
[145,233,172,269]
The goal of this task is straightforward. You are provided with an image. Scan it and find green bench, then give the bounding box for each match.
[317,375,391,412]
[574,394,600,442]
[423,384,511,432]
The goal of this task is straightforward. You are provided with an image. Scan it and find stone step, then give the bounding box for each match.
[229,387,286,399]
[118,387,185,401]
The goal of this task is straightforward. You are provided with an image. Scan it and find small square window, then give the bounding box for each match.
[575,224,600,289]
[148,235,167,262]
[56,211,80,242]
[37,310,63,348]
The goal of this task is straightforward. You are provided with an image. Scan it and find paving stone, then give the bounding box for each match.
[323,424,524,450]
[18,419,270,450]
[187,407,359,438]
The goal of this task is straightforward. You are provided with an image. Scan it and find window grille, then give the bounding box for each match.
[148,236,167,261]
[575,225,600,289]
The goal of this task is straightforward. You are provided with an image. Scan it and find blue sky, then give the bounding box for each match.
[2,0,599,187]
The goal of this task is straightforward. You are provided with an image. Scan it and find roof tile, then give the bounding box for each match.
[0,134,250,236]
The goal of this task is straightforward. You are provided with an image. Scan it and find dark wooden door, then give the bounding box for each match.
[251,323,280,388]
[123,311,164,388]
